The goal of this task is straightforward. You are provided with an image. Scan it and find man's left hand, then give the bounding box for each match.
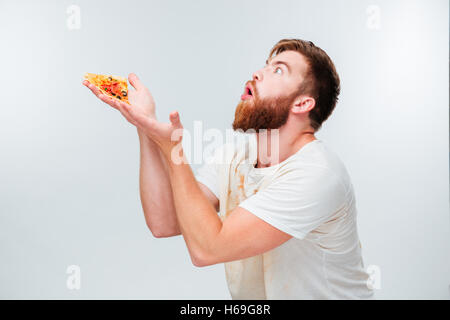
[121,103,184,162]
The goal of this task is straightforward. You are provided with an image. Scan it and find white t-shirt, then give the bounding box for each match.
[195,133,375,300]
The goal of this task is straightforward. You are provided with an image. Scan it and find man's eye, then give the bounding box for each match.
[275,67,283,75]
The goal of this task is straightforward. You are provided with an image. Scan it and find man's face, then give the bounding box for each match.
[232,50,309,132]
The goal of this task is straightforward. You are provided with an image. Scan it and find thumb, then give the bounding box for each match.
[169,111,182,127]
[128,73,144,91]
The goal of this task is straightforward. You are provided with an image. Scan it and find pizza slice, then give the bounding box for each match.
[84,73,129,103]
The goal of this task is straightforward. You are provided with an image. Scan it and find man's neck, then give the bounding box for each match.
[254,122,316,169]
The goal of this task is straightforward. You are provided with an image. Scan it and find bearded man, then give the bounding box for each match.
[83,38,375,300]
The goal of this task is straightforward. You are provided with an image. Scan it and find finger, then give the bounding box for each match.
[97,94,121,110]
[84,81,117,109]
[83,81,102,97]
[84,81,99,96]
[169,111,182,128]
[128,73,145,91]
[100,96,137,126]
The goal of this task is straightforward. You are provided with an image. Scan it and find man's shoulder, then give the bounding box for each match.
[275,140,352,190]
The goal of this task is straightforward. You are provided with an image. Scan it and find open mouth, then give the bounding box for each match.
[241,83,254,100]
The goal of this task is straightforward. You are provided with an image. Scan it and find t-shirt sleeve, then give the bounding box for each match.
[195,159,220,200]
[194,144,228,200]
[238,166,347,239]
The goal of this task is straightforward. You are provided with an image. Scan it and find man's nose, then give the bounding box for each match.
[252,69,263,82]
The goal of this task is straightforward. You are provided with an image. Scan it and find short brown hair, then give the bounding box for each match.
[268,39,340,131]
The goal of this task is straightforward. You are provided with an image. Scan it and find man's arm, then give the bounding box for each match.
[83,74,219,238]
[138,128,180,237]
[166,151,292,267]
[138,128,219,237]
[118,106,293,267]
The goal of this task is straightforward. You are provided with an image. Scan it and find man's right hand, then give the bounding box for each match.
[83,73,157,126]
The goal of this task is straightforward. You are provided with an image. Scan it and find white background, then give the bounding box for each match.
[0,0,448,299]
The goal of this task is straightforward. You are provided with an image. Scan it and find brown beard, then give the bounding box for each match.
[232,84,298,132]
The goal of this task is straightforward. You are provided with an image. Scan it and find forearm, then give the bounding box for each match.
[138,128,181,237]
[166,148,222,263]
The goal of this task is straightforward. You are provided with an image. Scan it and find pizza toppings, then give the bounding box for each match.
[84,73,129,103]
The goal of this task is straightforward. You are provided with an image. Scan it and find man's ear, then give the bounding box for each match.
[292,97,315,114]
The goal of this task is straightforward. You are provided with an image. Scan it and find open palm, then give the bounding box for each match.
[83,73,184,161]
[84,73,156,124]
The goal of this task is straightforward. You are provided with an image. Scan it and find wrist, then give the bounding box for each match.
[165,143,188,168]
[137,128,156,147]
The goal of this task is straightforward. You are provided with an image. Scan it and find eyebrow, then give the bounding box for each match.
[265,58,291,74]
